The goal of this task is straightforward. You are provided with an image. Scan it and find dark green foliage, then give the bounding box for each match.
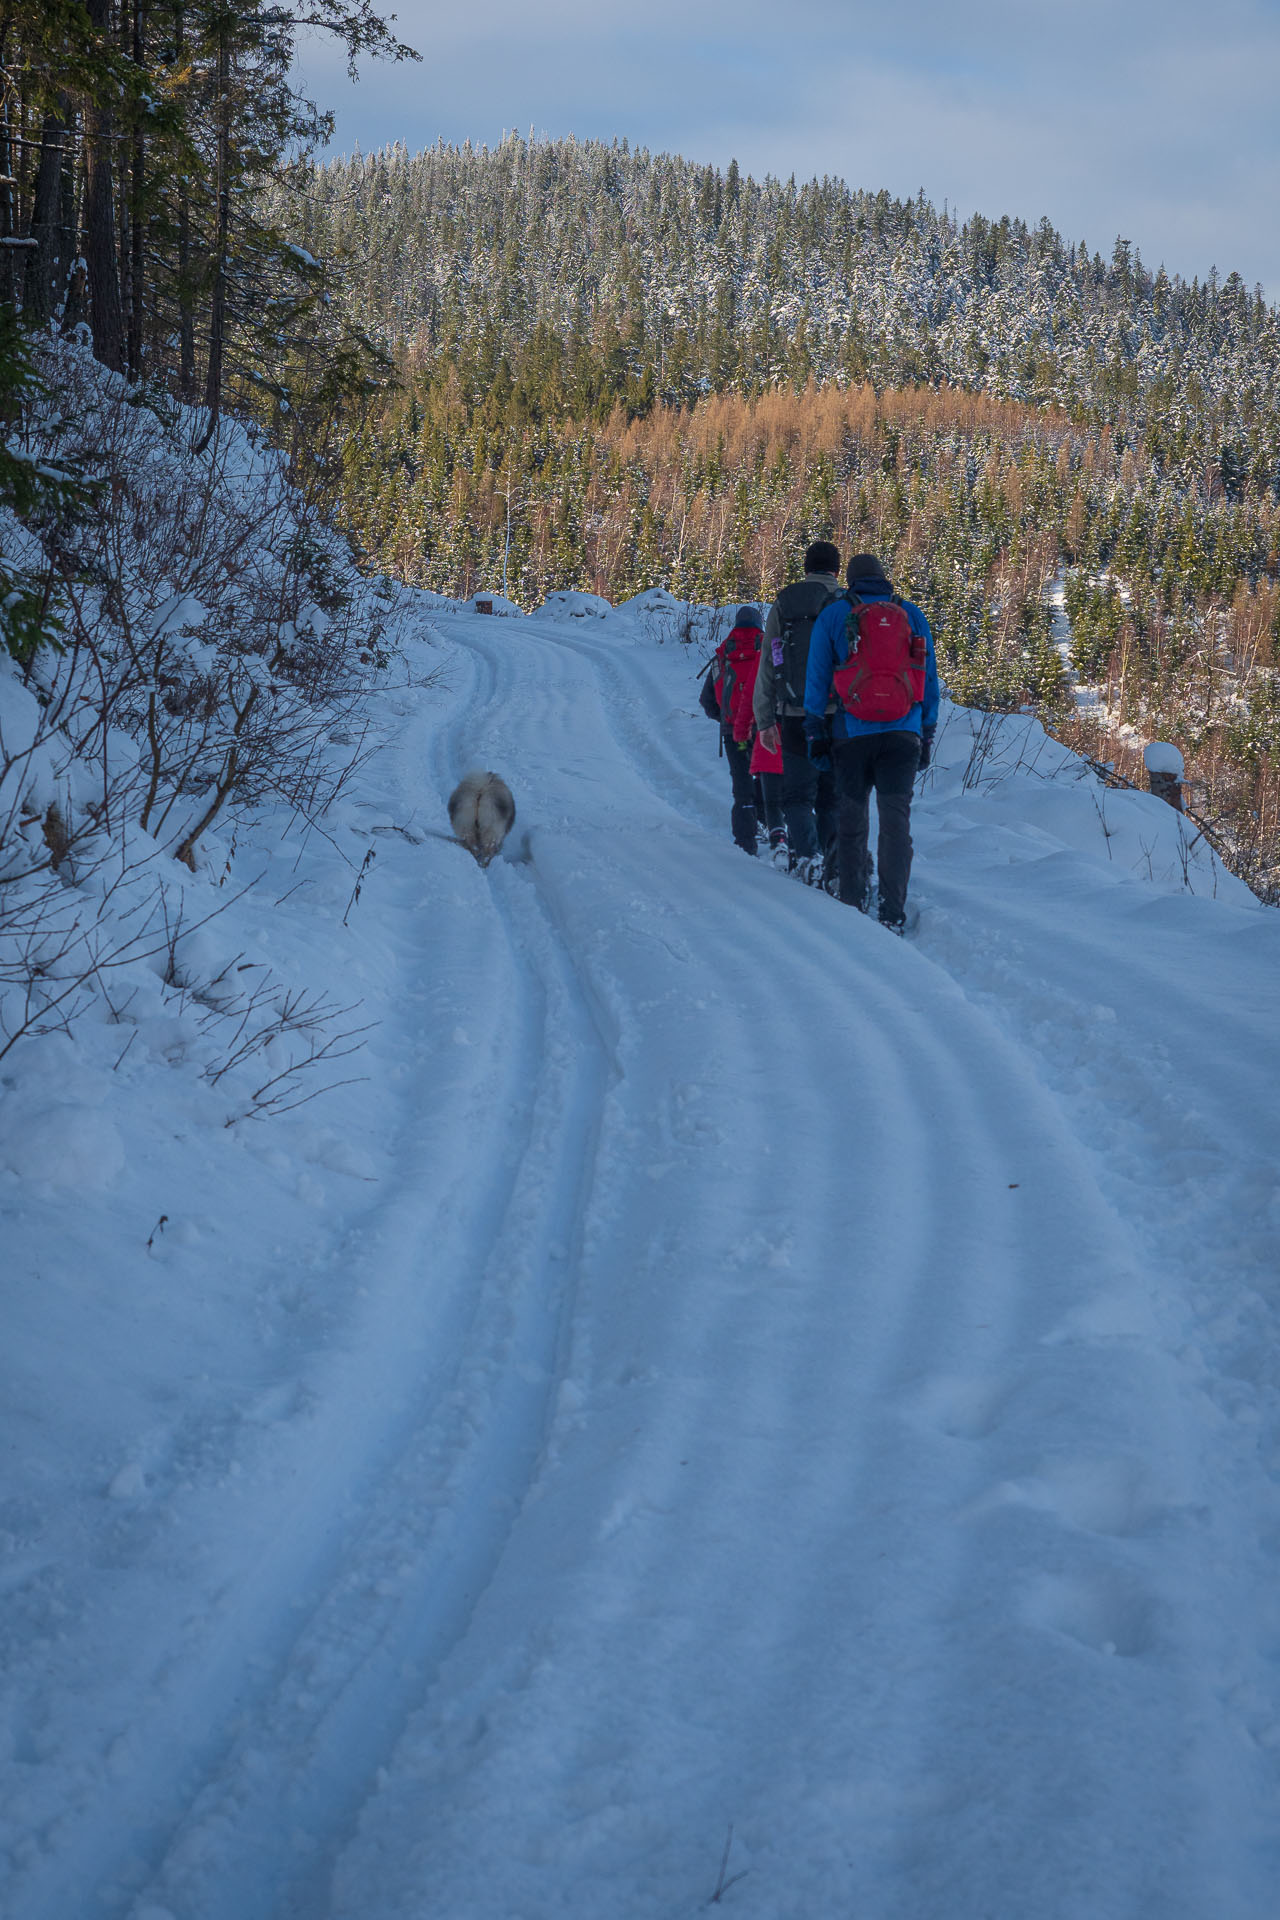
[0,2,418,433]
[0,306,82,663]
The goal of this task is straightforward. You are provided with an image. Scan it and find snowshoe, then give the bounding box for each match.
[878,901,921,936]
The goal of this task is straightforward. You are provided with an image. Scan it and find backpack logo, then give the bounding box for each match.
[833,597,926,723]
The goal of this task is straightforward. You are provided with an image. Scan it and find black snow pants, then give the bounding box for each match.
[831,731,922,921]
[725,736,782,851]
[780,716,837,870]
[725,736,758,851]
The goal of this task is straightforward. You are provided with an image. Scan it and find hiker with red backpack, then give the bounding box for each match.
[804,554,939,932]
[699,605,785,856]
[754,541,843,888]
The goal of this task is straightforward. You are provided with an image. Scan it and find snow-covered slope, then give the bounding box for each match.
[3,595,1279,1920]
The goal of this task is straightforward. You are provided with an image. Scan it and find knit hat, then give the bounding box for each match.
[804,541,841,576]
[734,605,764,628]
[846,553,889,587]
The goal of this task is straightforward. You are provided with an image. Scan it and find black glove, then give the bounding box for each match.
[806,729,833,763]
[917,727,936,772]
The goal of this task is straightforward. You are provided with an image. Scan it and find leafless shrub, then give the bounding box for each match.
[195,977,372,1125]
[0,840,239,1065]
[0,342,399,1105]
[960,709,1010,791]
[26,344,396,870]
[636,593,730,664]
[958,707,1084,794]
[1053,707,1276,905]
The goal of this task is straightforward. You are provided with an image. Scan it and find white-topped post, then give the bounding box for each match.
[1143,741,1185,812]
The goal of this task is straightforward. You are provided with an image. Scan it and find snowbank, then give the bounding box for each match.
[469,591,524,616]
[532,590,612,620]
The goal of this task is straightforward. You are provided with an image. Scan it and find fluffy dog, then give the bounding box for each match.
[447,770,517,868]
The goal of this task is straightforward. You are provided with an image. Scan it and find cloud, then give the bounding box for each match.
[292,0,1280,295]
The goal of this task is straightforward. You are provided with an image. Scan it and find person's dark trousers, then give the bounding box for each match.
[725,735,758,852]
[816,769,838,886]
[831,731,921,921]
[756,769,784,836]
[779,716,836,864]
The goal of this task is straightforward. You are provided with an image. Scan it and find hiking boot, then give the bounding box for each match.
[768,827,790,870]
[795,854,823,887]
[878,910,906,935]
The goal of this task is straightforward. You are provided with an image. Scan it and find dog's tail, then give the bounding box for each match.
[447,770,516,868]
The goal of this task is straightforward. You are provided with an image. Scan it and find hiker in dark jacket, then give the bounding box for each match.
[700,606,782,854]
[804,554,939,932]
[754,541,841,886]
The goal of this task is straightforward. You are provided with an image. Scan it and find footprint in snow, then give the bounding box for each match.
[966,1454,1174,1540]
[1021,1568,1157,1659]
[904,1372,1012,1441]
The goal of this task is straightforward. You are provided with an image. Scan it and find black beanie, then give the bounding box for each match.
[735,605,764,628]
[846,553,889,587]
[804,540,840,576]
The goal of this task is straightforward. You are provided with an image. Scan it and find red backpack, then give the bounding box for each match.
[720,625,763,743]
[833,596,926,724]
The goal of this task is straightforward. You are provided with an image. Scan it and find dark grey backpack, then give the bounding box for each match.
[770,579,839,714]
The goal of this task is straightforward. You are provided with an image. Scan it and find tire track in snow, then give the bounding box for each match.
[327,758,1220,1914]
[582,841,1212,1883]
[107,637,623,1920]
[23,604,1264,1919]
[7,630,611,1920]
[122,871,612,1920]
[321,616,1242,1917]
[526,619,724,829]
[459,614,722,839]
[500,620,1266,1906]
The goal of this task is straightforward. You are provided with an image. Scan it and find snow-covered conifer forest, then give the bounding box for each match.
[289,135,1280,894]
[4,14,1280,1919]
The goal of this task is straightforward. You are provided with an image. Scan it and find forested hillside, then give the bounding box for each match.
[293,134,1280,454]
[282,136,1280,895]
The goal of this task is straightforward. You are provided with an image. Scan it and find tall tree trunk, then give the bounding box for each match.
[126,0,147,380]
[197,20,231,444]
[0,36,16,310]
[60,138,87,335]
[178,184,195,396]
[24,106,71,327]
[83,0,125,372]
[175,4,195,397]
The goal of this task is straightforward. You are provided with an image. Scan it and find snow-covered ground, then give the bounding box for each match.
[3,592,1280,1920]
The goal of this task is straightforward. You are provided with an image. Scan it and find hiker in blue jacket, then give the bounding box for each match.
[804,553,939,932]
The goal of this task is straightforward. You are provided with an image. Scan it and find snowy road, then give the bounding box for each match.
[3,598,1280,1918]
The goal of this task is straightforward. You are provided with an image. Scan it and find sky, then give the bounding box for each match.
[293,0,1280,302]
